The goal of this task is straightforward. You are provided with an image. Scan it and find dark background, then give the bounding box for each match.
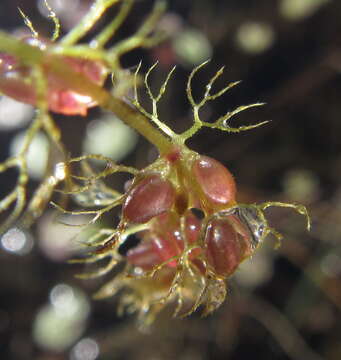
[0,0,340,359]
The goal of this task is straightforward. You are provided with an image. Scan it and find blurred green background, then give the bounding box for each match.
[0,0,341,359]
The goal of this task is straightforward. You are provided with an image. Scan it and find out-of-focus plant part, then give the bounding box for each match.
[83,114,138,161]
[282,169,320,204]
[235,22,275,54]
[172,28,212,66]
[0,0,310,329]
[33,283,90,352]
[0,96,34,130]
[280,0,331,21]
[37,211,95,262]
[10,130,49,180]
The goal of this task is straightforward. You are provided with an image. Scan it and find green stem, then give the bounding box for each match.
[0,31,43,65]
[0,32,173,155]
[94,0,134,48]
[104,97,173,154]
[60,0,120,46]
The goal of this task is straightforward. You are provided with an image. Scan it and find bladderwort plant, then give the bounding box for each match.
[0,0,310,327]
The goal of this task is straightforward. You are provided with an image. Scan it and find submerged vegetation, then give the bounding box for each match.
[0,0,310,327]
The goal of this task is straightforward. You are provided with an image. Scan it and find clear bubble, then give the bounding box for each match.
[49,284,90,320]
[54,162,67,181]
[70,338,99,360]
[50,284,77,315]
[1,228,34,255]
[134,267,144,275]
[33,285,90,352]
